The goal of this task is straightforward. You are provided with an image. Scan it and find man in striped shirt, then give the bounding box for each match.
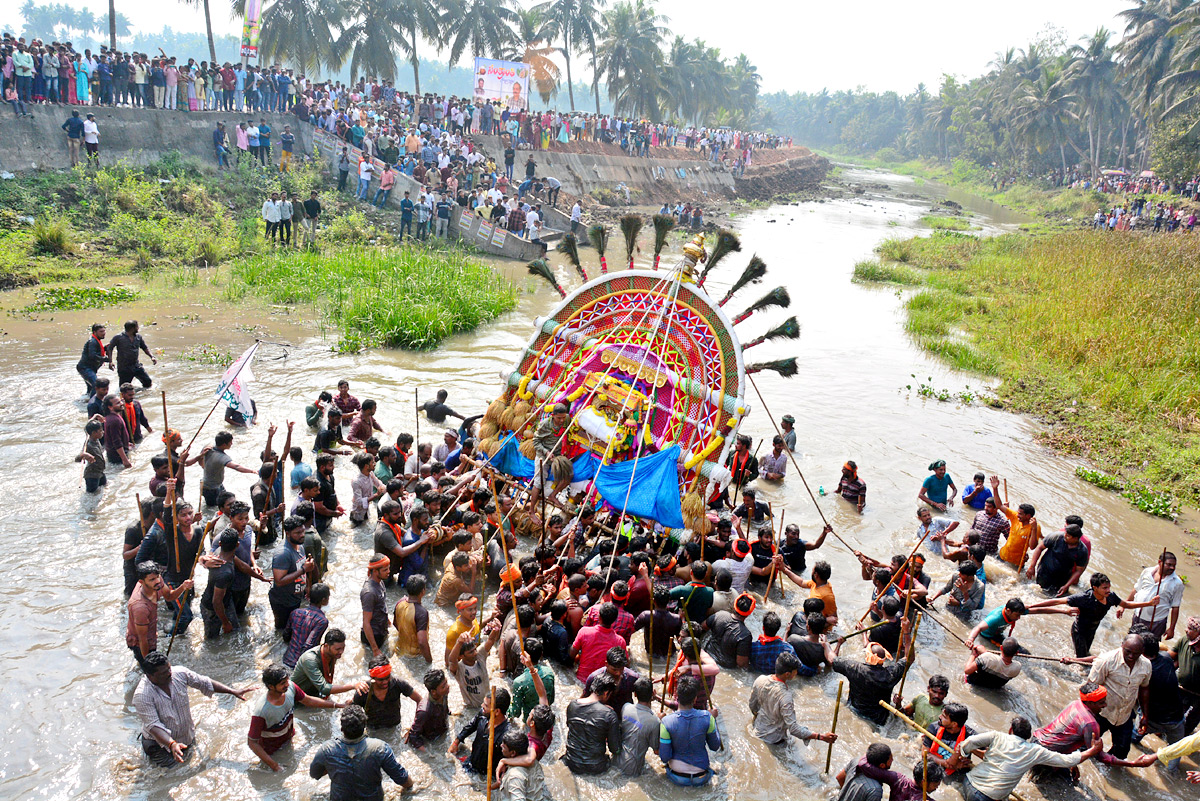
[282,583,331,668]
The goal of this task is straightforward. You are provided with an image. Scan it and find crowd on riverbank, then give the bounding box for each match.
[68,319,1200,798]
[2,33,789,170]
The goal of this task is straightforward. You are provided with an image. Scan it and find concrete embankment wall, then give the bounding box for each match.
[0,108,311,172]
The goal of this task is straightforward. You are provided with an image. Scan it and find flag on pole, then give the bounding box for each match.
[216,342,259,414]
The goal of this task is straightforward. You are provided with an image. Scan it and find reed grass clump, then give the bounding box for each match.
[852,259,923,285]
[229,246,518,350]
[891,228,1200,507]
[920,215,971,231]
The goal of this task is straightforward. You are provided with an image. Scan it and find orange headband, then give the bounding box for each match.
[655,557,677,575]
[843,462,857,480]
[734,593,756,617]
[864,646,893,666]
[368,664,392,680]
[499,565,521,584]
[610,586,630,602]
[369,557,390,571]
[1080,686,1107,703]
[162,428,180,445]
[456,597,479,611]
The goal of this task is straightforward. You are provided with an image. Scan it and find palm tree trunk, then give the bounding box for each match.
[202,0,217,65]
[563,42,575,111]
[411,28,421,96]
[108,0,117,50]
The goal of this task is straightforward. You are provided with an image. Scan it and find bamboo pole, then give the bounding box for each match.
[730,439,762,512]
[161,391,181,574]
[858,526,935,624]
[485,686,497,801]
[767,507,786,600]
[833,618,895,644]
[658,637,674,714]
[824,680,843,774]
[745,374,856,554]
[896,612,924,700]
[879,701,1031,801]
[922,748,929,801]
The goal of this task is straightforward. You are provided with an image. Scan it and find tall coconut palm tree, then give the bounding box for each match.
[251,0,342,72]
[1066,28,1118,175]
[501,8,561,102]
[395,0,440,96]
[728,54,761,115]
[439,0,517,67]
[533,0,605,111]
[332,0,409,82]
[1013,64,1079,174]
[594,0,667,118]
[1117,0,1191,122]
[108,0,117,49]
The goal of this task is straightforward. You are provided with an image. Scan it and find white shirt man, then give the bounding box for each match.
[261,197,281,223]
[83,118,99,145]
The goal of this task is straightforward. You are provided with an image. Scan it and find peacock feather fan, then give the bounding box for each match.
[556,234,588,281]
[744,316,801,349]
[588,224,609,257]
[732,286,791,324]
[526,258,566,298]
[717,255,768,306]
[747,357,799,378]
[652,214,675,257]
[697,229,741,286]
[619,215,644,263]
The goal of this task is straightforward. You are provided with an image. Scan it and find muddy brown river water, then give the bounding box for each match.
[0,168,1191,800]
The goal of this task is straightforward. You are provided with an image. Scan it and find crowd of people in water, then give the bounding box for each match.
[68,318,1200,800]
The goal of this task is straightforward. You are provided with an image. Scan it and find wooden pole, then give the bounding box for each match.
[880,701,1032,801]
[485,686,497,801]
[833,618,894,644]
[767,507,786,600]
[731,439,762,512]
[182,341,260,455]
[896,612,924,700]
[658,637,674,714]
[858,526,935,624]
[824,680,843,774]
[135,493,148,537]
[414,389,420,461]
[922,748,929,801]
[161,391,181,574]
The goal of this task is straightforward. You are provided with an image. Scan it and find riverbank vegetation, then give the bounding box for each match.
[0,155,517,350]
[765,4,1200,224]
[228,248,518,350]
[857,230,1200,515]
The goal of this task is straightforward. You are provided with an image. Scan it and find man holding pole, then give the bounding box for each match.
[749,651,837,747]
[950,717,1103,801]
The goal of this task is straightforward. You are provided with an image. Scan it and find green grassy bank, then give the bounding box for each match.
[0,155,516,350]
[857,229,1200,516]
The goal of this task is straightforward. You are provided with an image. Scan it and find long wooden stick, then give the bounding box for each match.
[767,507,786,600]
[896,612,924,700]
[657,637,675,714]
[414,389,420,462]
[745,374,856,554]
[162,391,181,574]
[730,439,762,512]
[920,604,1062,661]
[485,686,497,801]
[833,618,895,644]
[922,748,929,801]
[825,680,843,774]
[858,526,935,624]
[135,493,148,537]
[880,701,1030,801]
[182,342,259,455]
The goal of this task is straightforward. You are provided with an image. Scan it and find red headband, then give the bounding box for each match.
[455,597,479,611]
[732,540,751,559]
[368,664,392,680]
[369,557,390,571]
[610,586,630,602]
[1080,686,1107,703]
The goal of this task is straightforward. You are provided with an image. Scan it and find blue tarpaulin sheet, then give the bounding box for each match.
[487,437,684,528]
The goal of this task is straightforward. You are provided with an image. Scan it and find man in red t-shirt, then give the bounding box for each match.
[570,603,629,682]
[247,663,345,771]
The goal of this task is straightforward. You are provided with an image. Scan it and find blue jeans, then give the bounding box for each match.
[373,188,391,207]
[16,74,32,103]
[665,767,711,787]
[962,775,992,801]
[45,75,58,101]
[77,364,98,392]
[356,177,371,200]
[399,217,413,239]
[85,474,107,493]
[166,581,194,634]
[216,147,228,168]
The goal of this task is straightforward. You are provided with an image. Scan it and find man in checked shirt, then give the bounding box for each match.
[133,651,252,766]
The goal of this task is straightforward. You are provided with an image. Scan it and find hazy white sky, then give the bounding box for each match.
[11,0,1132,94]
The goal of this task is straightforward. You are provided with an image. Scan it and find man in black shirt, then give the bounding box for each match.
[77,322,107,394]
[448,687,510,778]
[704,593,755,668]
[780,522,831,576]
[301,190,322,248]
[832,635,909,726]
[420,388,464,424]
[107,319,156,388]
[563,673,620,774]
[503,146,515,179]
[201,530,241,638]
[314,408,352,455]
[313,454,343,534]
